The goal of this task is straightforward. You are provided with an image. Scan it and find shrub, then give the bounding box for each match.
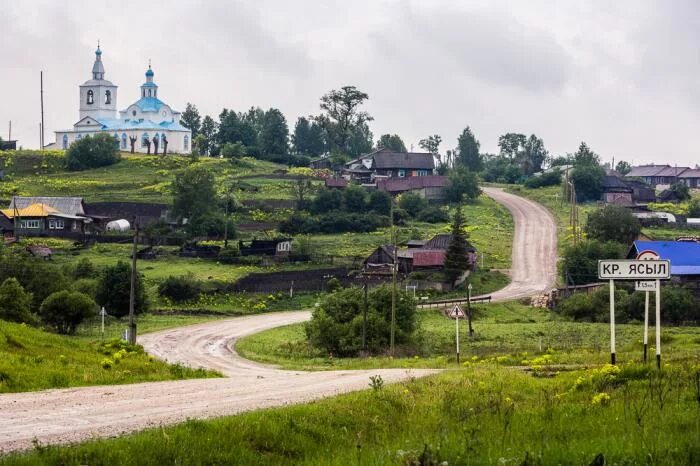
[305,286,417,356]
[95,261,148,317]
[0,251,70,311]
[445,167,481,202]
[39,290,98,334]
[571,163,605,202]
[524,169,561,188]
[73,258,96,279]
[280,212,390,234]
[343,185,367,212]
[158,275,202,302]
[66,133,121,171]
[416,207,449,223]
[311,188,343,214]
[218,247,241,263]
[398,193,428,217]
[73,278,98,299]
[0,278,37,325]
[585,205,641,244]
[186,213,236,239]
[368,190,392,216]
[561,240,626,285]
[688,199,700,218]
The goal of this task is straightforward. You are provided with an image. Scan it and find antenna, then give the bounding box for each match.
[40,71,45,149]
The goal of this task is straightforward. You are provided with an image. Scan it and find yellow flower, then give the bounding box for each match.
[591,392,611,406]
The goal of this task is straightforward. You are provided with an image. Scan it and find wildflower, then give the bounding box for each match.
[591,392,611,406]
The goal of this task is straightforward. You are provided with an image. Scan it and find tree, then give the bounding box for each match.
[522,134,548,175]
[445,167,481,203]
[615,160,631,175]
[95,261,147,318]
[571,163,605,202]
[66,133,121,171]
[343,184,367,212]
[688,199,700,218]
[0,278,36,324]
[585,205,641,244]
[39,291,97,334]
[217,108,257,152]
[398,193,428,217]
[311,188,343,214]
[291,177,314,211]
[158,275,201,303]
[180,103,202,138]
[573,142,599,166]
[200,115,218,155]
[292,117,325,156]
[304,285,416,356]
[562,240,626,285]
[419,134,442,156]
[172,166,217,219]
[670,182,691,201]
[368,190,392,216]
[317,86,373,154]
[346,122,373,156]
[498,133,526,164]
[220,142,247,158]
[376,134,407,152]
[456,127,482,171]
[259,108,289,156]
[443,208,471,285]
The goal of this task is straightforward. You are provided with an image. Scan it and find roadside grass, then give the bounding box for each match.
[0,317,221,393]
[643,224,700,240]
[4,364,699,465]
[236,302,700,371]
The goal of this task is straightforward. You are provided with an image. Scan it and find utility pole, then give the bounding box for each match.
[40,71,45,149]
[362,280,368,351]
[8,120,11,141]
[467,283,474,337]
[223,189,230,248]
[390,199,397,356]
[128,222,138,344]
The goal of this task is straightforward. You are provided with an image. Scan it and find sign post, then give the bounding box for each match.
[599,258,670,366]
[634,250,661,364]
[449,304,465,364]
[100,307,107,341]
[467,283,474,338]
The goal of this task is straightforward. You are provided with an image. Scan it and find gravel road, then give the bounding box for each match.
[0,188,557,454]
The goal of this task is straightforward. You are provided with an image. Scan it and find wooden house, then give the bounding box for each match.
[679,169,700,189]
[0,212,14,242]
[370,148,435,178]
[376,176,448,201]
[1,203,88,237]
[239,238,292,256]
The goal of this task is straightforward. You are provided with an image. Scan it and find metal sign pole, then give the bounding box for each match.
[455,311,460,364]
[643,291,649,363]
[100,307,105,341]
[609,279,615,365]
[655,279,661,369]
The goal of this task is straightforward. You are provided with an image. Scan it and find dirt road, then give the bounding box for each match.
[0,311,437,453]
[0,188,556,454]
[481,187,558,301]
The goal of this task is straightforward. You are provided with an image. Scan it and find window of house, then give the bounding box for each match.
[87,90,94,104]
[48,219,65,230]
[398,169,406,177]
[184,135,189,150]
[105,90,111,104]
[76,134,82,140]
[21,220,41,229]
[142,133,149,148]
[62,134,68,149]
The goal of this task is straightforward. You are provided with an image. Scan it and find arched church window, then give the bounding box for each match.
[184,135,189,151]
[148,89,152,97]
[62,134,68,150]
[142,133,149,148]
[87,90,94,105]
[142,89,145,98]
[132,110,137,117]
[121,133,127,149]
[105,90,111,104]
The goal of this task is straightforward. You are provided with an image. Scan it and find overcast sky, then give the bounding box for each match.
[2,0,698,166]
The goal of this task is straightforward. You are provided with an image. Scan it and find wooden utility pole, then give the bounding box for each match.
[362,281,368,351]
[128,223,138,344]
[390,199,397,356]
[8,120,11,141]
[40,71,45,149]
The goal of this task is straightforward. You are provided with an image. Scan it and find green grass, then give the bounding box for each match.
[0,316,221,393]
[236,302,700,371]
[4,364,699,465]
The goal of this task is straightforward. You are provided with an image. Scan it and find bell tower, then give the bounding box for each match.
[79,44,118,120]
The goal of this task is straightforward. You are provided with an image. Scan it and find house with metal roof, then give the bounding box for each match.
[679,168,700,188]
[52,46,191,154]
[627,165,690,187]
[1,203,89,237]
[9,196,85,216]
[628,240,700,295]
[375,175,449,201]
[371,148,436,178]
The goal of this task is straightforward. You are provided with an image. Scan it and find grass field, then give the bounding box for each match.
[3,363,698,465]
[236,302,700,370]
[0,316,221,393]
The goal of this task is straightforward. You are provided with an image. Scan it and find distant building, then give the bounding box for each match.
[627,165,690,187]
[0,140,17,151]
[53,46,191,154]
[628,240,700,296]
[339,148,435,183]
[679,169,700,189]
[375,176,449,201]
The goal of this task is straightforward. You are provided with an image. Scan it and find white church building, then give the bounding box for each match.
[53,46,191,154]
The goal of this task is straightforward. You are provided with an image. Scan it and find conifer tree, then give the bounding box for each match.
[444,207,470,285]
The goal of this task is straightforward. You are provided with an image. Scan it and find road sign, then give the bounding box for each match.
[449,304,465,318]
[636,250,660,261]
[598,260,670,280]
[635,280,658,291]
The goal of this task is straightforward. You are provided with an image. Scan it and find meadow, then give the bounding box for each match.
[3,362,698,465]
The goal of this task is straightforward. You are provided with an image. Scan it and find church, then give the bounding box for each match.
[53,46,191,154]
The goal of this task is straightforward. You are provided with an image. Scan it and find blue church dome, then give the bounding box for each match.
[145,66,154,77]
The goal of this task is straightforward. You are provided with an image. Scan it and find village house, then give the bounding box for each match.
[338,148,436,183]
[627,165,690,188]
[2,196,90,238]
[375,176,449,202]
[679,169,700,189]
[0,212,14,242]
[627,240,700,297]
[239,238,292,256]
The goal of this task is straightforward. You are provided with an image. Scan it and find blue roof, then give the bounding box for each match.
[141,82,158,88]
[632,241,700,275]
[134,97,165,112]
[95,118,188,132]
[145,67,154,77]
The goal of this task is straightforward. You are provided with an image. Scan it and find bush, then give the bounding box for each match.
[561,240,626,285]
[343,185,368,212]
[368,190,392,216]
[688,199,700,218]
[0,278,37,325]
[305,286,417,356]
[186,213,236,239]
[280,212,390,234]
[73,278,98,299]
[73,258,96,279]
[311,188,343,214]
[66,133,121,171]
[218,247,241,263]
[416,207,449,223]
[585,205,641,244]
[524,169,561,188]
[398,193,428,217]
[39,290,98,334]
[158,275,202,302]
[95,261,148,317]
[571,164,605,202]
[0,251,70,311]
[445,167,481,202]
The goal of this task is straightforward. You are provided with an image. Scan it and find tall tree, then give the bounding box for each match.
[615,160,631,175]
[521,134,548,175]
[456,126,482,171]
[346,122,373,156]
[376,134,407,152]
[180,103,202,138]
[498,133,526,164]
[258,108,289,156]
[217,108,257,150]
[573,141,599,166]
[292,117,325,156]
[317,86,373,154]
[200,115,218,156]
[172,166,217,219]
[443,208,471,285]
[419,134,442,155]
